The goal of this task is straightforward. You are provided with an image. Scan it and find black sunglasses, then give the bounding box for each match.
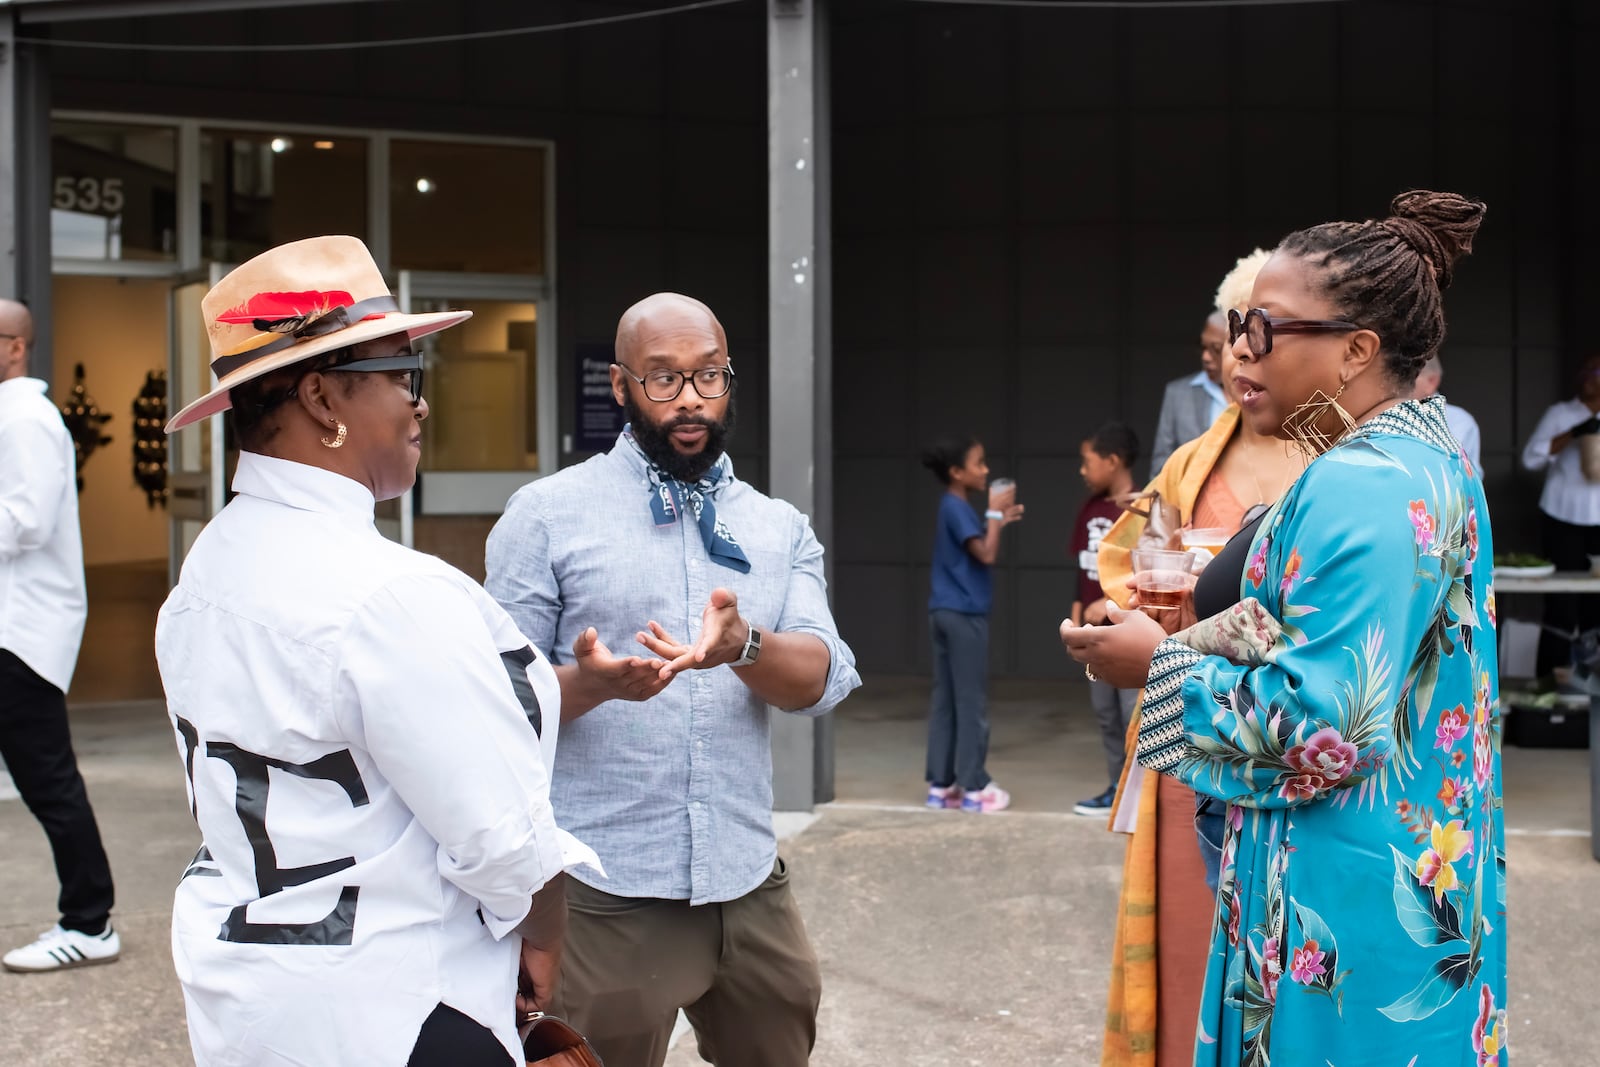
[324,352,425,404]
[1227,307,1364,358]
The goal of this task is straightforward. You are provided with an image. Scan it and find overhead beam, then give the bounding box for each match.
[12,0,394,25]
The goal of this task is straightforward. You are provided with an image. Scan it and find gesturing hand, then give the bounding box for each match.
[1059,602,1169,689]
[636,587,750,679]
[571,626,673,702]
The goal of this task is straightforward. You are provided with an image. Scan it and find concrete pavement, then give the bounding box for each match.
[2,679,1597,1066]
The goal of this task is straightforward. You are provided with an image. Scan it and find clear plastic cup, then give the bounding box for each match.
[1131,547,1196,614]
[989,478,1016,507]
[1181,527,1234,567]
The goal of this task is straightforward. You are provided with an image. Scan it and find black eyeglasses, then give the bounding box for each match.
[325,352,425,404]
[1227,308,1365,358]
[615,361,736,402]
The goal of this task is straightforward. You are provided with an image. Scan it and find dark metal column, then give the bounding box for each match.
[0,12,17,302]
[768,0,834,811]
[809,0,835,805]
[0,18,53,381]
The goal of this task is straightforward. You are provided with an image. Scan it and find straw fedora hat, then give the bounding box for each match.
[165,235,471,433]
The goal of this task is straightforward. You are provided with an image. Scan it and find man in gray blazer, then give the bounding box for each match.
[1149,311,1230,477]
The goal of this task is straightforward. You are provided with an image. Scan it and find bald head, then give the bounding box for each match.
[1200,310,1228,383]
[614,293,727,366]
[1413,355,1443,399]
[0,300,33,383]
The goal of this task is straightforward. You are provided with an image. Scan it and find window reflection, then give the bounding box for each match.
[391,140,546,274]
[415,298,540,470]
[51,121,177,261]
[200,130,367,264]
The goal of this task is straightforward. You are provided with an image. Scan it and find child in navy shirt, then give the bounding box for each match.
[920,435,1024,813]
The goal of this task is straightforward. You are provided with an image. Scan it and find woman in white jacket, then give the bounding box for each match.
[157,236,595,1066]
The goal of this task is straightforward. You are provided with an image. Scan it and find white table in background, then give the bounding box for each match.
[1491,569,1600,861]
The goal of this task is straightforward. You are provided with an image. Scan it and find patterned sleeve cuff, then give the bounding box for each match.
[1136,638,1205,773]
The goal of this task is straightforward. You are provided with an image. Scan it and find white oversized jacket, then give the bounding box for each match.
[156,452,596,1066]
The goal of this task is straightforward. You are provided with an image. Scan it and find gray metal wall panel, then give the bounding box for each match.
[832,0,1588,676]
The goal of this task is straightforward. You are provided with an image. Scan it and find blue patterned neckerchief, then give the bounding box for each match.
[623,426,751,574]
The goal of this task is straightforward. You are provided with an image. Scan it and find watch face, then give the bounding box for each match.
[734,625,760,665]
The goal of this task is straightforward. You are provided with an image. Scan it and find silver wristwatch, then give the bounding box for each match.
[731,623,763,668]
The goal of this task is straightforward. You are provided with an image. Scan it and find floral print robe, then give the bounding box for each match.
[1135,398,1509,1067]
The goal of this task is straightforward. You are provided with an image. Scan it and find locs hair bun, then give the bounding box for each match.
[1380,190,1487,291]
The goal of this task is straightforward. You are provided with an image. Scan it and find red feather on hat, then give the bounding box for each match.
[216,290,354,325]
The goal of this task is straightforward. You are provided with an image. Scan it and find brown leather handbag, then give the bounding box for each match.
[519,1011,605,1067]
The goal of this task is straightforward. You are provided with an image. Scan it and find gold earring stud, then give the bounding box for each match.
[321,421,348,449]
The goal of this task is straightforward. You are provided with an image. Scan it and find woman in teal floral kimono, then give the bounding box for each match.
[1063,190,1508,1067]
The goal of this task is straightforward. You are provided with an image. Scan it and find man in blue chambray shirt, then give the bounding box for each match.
[485,292,860,1067]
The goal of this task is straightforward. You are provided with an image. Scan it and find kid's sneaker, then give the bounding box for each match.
[1074,786,1117,817]
[3,924,121,972]
[925,783,964,809]
[960,783,1011,814]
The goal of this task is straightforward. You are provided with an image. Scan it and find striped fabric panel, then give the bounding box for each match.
[1136,639,1204,773]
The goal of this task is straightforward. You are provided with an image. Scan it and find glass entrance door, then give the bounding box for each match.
[399,272,554,512]
[166,265,229,586]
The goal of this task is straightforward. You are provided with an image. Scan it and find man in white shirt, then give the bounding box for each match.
[1413,355,1481,468]
[0,298,119,973]
[1521,353,1600,669]
[1149,311,1230,476]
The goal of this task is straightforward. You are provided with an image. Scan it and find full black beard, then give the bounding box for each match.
[625,392,737,483]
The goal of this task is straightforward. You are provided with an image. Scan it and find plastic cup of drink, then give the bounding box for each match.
[989,478,1016,506]
[1131,548,1196,614]
[1181,527,1233,567]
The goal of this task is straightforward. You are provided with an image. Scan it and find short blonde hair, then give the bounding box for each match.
[1214,247,1274,314]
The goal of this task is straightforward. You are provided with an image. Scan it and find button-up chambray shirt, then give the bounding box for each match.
[485,435,860,905]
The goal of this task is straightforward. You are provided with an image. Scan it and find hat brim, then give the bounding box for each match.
[164,309,472,433]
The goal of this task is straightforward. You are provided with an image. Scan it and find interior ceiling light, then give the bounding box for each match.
[313,140,335,150]
[415,177,435,194]
[269,137,292,153]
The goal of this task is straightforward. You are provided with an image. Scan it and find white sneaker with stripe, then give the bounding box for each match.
[2,924,120,972]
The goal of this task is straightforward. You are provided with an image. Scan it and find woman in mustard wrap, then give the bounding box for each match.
[1096,250,1307,1067]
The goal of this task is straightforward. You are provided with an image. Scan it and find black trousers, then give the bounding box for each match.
[0,649,115,934]
[407,1003,515,1067]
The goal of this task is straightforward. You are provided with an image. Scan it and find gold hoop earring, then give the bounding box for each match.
[1281,383,1356,459]
[321,421,348,449]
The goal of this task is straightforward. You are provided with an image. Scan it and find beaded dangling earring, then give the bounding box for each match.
[321,420,348,449]
[1281,383,1356,459]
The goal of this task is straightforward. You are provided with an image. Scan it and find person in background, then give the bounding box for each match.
[919,434,1024,814]
[0,297,119,975]
[1070,422,1142,818]
[1521,353,1600,670]
[486,292,860,1067]
[1413,354,1481,468]
[1149,312,1230,476]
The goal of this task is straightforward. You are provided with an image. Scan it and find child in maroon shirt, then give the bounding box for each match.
[1069,422,1140,815]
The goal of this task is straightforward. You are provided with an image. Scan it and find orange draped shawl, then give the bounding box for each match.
[1094,406,1239,1067]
